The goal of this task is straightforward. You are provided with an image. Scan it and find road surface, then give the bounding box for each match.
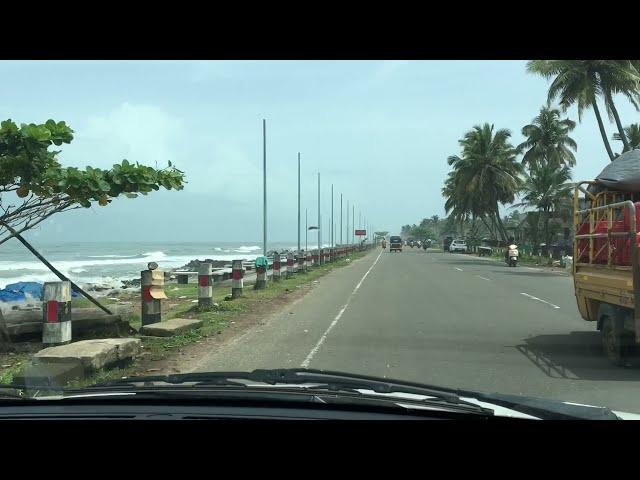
[193,247,640,413]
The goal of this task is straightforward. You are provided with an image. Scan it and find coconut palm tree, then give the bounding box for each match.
[527,60,640,161]
[613,123,640,152]
[517,105,577,170]
[514,162,573,249]
[444,123,523,241]
[430,215,439,237]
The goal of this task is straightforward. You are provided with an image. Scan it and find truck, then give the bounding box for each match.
[573,150,640,366]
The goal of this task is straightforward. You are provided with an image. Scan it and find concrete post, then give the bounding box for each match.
[141,264,166,326]
[273,253,281,282]
[198,262,213,307]
[231,259,244,298]
[298,250,305,274]
[255,262,267,290]
[304,251,310,272]
[286,253,294,279]
[42,281,72,346]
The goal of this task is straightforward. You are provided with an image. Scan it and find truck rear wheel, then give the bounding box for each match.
[601,316,633,367]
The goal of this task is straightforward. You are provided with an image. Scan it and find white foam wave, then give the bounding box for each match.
[235,245,262,253]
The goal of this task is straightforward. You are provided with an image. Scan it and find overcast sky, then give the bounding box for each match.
[1,60,638,243]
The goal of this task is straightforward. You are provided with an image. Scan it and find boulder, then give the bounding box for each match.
[33,338,141,371]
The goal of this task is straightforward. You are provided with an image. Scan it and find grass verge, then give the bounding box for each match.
[60,248,373,388]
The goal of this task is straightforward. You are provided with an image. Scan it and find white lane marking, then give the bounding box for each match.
[455,267,463,272]
[520,292,560,309]
[526,267,540,271]
[301,249,383,368]
[475,275,491,281]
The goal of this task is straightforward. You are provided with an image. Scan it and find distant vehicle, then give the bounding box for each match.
[443,236,454,252]
[390,236,403,252]
[449,239,467,253]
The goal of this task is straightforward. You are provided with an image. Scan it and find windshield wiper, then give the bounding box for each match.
[89,368,493,415]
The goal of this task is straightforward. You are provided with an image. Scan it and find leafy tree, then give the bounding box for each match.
[517,105,577,170]
[444,123,523,241]
[527,60,640,161]
[0,119,185,245]
[613,123,640,152]
[514,162,573,249]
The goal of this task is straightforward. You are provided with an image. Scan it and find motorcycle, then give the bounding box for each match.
[506,244,519,267]
[423,240,431,251]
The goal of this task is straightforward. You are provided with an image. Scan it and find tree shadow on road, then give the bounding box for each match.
[515,331,640,381]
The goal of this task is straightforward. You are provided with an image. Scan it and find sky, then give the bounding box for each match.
[1,60,638,243]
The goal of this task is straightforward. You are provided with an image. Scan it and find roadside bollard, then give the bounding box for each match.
[42,281,72,346]
[286,253,294,278]
[255,256,267,290]
[141,262,167,326]
[298,250,305,274]
[231,259,244,298]
[312,250,319,267]
[273,253,281,282]
[304,251,309,272]
[198,262,213,307]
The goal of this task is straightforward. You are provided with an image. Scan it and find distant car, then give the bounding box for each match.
[449,239,467,253]
[390,236,403,252]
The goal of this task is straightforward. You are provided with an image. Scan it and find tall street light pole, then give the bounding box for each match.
[340,194,343,246]
[346,200,349,246]
[262,119,267,257]
[317,173,321,257]
[331,184,334,248]
[297,152,301,252]
[305,208,308,252]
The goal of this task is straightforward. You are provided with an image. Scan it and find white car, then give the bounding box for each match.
[449,239,467,253]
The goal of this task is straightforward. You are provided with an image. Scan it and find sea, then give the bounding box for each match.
[0,240,334,290]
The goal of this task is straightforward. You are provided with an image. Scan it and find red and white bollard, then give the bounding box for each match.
[231,259,244,298]
[287,253,294,278]
[304,251,310,272]
[42,281,72,346]
[298,250,305,274]
[273,254,281,282]
[198,262,213,307]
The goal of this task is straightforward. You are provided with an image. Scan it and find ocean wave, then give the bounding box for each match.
[235,245,262,253]
[87,254,140,259]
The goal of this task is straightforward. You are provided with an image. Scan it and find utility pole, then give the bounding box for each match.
[352,204,355,244]
[340,194,343,246]
[262,119,267,257]
[346,200,349,246]
[331,184,334,248]
[317,173,321,257]
[305,208,308,252]
[297,152,301,252]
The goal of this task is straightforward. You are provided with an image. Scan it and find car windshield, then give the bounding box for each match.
[2,59,640,418]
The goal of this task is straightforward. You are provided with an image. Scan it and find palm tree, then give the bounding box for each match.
[613,123,640,152]
[444,123,523,241]
[599,61,640,152]
[528,60,640,161]
[517,105,577,170]
[430,215,439,237]
[514,162,573,249]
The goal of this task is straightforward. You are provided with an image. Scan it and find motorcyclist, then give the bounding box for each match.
[505,237,516,262]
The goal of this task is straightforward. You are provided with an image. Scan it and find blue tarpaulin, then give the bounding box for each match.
[0,281,81,302]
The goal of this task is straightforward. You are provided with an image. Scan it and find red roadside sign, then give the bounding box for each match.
[355,229,366,236]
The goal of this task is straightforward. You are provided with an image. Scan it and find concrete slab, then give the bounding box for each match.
[33,338,141,371]
[80,338,141,360]
[13,362,85,388]
[139,318,204,337]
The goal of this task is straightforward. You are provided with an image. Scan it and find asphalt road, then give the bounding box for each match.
[194,246,640,413]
